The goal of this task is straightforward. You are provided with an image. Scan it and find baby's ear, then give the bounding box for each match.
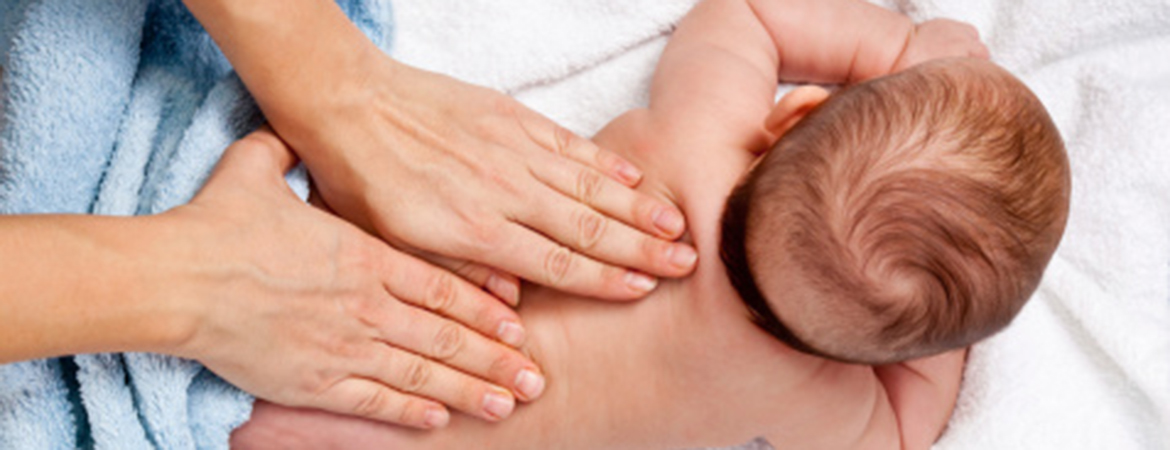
[762,86,831,152]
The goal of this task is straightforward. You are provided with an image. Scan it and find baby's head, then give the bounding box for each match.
[720,59,1070,365]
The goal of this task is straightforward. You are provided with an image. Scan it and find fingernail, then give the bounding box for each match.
[424,408,450,429]
[483,390,515,420]
[668,244,698,270]
[497,321,526,348]
[513,369,546,401]
[616,161,643,185]
[487,274,520,306]
[652,208,685,236]
[624,271,658,293]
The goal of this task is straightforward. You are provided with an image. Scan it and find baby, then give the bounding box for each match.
[722,58,1070,365]
[232,0,1070,448]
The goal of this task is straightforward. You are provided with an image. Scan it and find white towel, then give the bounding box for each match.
[392,1,1170,449]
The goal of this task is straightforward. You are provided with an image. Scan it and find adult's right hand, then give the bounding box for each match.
[277,57,699,302]
[159,129,543,428]
[182,0,698,301]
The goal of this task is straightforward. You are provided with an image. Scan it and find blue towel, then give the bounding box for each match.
[0,1,393,448]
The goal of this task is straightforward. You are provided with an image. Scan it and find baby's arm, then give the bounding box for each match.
[650,0,986,146]
[872,349,968,449]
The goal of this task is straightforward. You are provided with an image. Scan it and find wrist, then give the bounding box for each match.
[850,16,917,82]
[129,211,215,358]
[184,0,385,158]
[0,214,208,361]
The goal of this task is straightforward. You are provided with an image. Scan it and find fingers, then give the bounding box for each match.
[423,253,522,307]
[235,126,301,175]
[530,155,687,241]
[377,304,544,406]
[516,107,644,187]
[195,127,299,206]
[351,342,524,423]
[380,248,526,348]
[314,377,450,430]
[357,247,544,421]
[488,222,663,300]
[521,184,696,281]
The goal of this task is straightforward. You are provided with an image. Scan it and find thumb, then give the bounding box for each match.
[228,126,301,175]
[206,126,302,189]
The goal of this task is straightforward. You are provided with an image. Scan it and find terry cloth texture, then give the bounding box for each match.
[388,0,1170,448]
[0,1,393,448]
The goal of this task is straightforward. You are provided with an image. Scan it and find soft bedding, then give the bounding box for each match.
[390,0,1170,448]
[0,0,1166,448]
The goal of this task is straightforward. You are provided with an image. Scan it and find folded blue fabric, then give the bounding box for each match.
[0,1,393,448]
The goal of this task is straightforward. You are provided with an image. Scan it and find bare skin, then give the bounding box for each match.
[173,0,700,425]
[232,99,966,450]
[232,0,987,447]
[5,0,695,433]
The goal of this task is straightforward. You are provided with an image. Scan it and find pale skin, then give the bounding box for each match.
[178,0,704,425]
[0,129,547,428]
[2,0,704,431]
[232,0,989,448]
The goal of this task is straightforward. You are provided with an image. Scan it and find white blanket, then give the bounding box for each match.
[392,1,1170,448]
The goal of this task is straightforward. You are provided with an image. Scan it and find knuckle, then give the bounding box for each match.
[324,334,363,360]
[575,210,607,251]
[342,294,384,326]
[470,116,504,143]
[575,169,604,204]
[472,302,501,332]
[481,165,522,196]
[641,235,667,263]
[348,240,379,269]
[432,322,466,361]
[552,126,576,156]
[542,246,574,286]
[425,272,458,313]
[593,146,613,168]
[489,92,518,117]
[398,399,429,427]
[457,219,505,259]
[353,388,392,418]
[633,196,661,229]
[602,264,632,291]
[488,352,517,381]
[237,131,285,154]
[402,358,433,394]
[450,260,488,284]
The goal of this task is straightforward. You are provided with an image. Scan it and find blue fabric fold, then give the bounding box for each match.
[0,1,393,448]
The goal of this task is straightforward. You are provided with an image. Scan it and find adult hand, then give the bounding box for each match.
[893,19,991,72]
[162,129,544,428]
[187,0,697,302]
[275,57,698,301]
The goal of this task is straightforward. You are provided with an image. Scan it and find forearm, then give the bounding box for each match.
[181,0,383,159]
[0,214,195,363]
[748,0,913,83]
[875,349,967,449]
[649,0,780,142]
[647,0,916,143]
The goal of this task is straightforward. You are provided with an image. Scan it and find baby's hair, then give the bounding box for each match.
[720,59,1070,365]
